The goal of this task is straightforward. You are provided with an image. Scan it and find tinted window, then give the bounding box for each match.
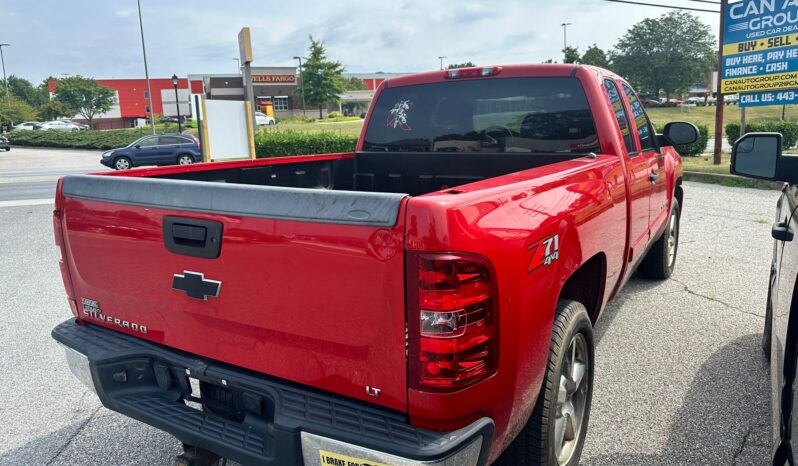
[137,137,159,147]
[160,136,188,145]
[621,82,655,152]
[362,77,599,154]
[604,79,636,155]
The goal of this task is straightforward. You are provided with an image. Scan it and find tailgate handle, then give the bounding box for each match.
[163,216,223,259]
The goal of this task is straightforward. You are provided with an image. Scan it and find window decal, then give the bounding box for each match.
[387,100,413,131]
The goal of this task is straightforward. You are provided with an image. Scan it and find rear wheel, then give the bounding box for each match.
[177,154,194,165]
[639,198,680,279]
[496,300,594,466]
[114,157,132,170]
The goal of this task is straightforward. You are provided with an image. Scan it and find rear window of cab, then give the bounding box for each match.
[362,77,600,154]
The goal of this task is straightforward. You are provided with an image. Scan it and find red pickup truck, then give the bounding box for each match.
[52,65,696,466]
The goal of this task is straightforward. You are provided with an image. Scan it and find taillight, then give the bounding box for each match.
[53,179,77,316]
[407,253,498,391]
[445,66,502,79]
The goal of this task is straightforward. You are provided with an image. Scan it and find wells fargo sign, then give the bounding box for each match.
[253,74,296,84]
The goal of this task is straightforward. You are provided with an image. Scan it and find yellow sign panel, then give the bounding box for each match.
[318,450,389,466]
[723,33,798,56]
[238,27,253,64]
[721,70,798,93]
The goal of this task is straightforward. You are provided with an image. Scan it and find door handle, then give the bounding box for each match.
[772,222,794,242]
[649,172,659,183]
[164,216,223,259]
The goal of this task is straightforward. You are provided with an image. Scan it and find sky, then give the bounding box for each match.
[0,0,721,84]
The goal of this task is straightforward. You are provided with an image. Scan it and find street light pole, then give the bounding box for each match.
[293,56,306,118]
[137,0,155,135]
[560,23,572,54]
[438,56,446,70]
[172,74,182,133]
[0,44,10,94]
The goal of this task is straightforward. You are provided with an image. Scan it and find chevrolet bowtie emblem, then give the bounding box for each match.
[172,271,222,301]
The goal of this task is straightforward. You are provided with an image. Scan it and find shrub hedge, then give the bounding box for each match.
[653,122,710,157]
[7,128,147,150]
[725,120,798,148]
[254,130,357,158]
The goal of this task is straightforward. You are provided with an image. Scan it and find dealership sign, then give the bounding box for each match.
[721,0,798,97]
[252,74,296,84]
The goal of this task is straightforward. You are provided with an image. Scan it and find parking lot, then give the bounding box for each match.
[0,148,775,465]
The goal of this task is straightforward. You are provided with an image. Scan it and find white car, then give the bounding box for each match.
[724,94,739,104]
[36,121,82,132]
[255,112,276,126]
[12,121,41,131]
[686,96,705,104]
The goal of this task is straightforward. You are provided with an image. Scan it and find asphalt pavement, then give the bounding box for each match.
[0,149,777,465]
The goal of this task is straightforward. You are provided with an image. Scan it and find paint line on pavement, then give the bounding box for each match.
[0,176,61,185]
[0,198,54,208]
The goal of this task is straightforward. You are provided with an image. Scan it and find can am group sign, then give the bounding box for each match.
[721,0,798,107]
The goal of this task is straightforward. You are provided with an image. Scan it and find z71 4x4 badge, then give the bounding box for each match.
[528,234,560,272]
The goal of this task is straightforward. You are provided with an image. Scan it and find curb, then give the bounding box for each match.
[684,171,783,190]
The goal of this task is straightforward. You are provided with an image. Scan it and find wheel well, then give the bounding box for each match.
[558,253,607,325]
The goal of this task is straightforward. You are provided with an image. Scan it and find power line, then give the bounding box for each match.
[602,0,720,13]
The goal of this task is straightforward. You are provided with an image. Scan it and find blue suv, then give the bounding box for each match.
[101,134,201,170]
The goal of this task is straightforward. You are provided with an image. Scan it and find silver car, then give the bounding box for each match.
[35,121,82,132]
[12,121,41,131]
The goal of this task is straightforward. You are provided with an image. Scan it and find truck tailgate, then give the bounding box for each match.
[59,175,409,412]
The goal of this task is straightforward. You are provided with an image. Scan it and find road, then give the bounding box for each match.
[0,148,774,465]
[0,147,109,205]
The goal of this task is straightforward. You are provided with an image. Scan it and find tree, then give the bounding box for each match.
[447,62,475,69]
[3,76,49,107]
[612,12,715,100]
[300,36,345,118]
[0,94,39,126]
[339,76,367,91]
[53,76,115,129]
[37,99,72,121]
[563,46,581,64]
[580,44,611,69]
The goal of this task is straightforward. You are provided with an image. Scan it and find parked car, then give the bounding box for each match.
[100,133,201,170]
[35,121,82,132]
[52,64,696,466]
[730,133,798,465]
[640,97,662,107]
[0,134,9,151]
[255,111,276,125]
[12,121,41,131]
[58,119,89,130]
[724,94,740,104]
[686,96,705,104]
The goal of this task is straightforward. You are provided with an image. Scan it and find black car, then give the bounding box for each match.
[101,134,201,170]
[0,134,10,151]
[731,133,798,465]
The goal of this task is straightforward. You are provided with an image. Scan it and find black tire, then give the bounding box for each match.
[496,300,594,466]
[114,156,132,170]
[639,198,681,279]
[177,154,194,165]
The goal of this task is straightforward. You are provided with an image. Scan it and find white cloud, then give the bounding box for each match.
[1,0,720,83]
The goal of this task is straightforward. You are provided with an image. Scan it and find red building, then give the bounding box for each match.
[48,78,191,130]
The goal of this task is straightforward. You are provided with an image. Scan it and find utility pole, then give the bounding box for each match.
[561,23,572,53]
[713,0,728,165]
[293,56,306,117]
[137,0,155,135]
[0,44,10,94]
[438,56,446,70]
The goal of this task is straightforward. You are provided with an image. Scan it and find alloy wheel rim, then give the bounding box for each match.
[179,156,192,165]
[667,211,678,267]
[555,333,589,465]
[116,159,129,169]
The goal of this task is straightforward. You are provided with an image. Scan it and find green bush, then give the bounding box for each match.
[726,120,798,148]
[7,128,148,150]
[653,122,709,157]
[327,111,343,118]
[254,130,357,158]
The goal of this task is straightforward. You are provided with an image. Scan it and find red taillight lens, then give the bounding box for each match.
[408,253,498,391]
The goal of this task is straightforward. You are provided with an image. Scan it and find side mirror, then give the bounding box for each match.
[731,132,798,183]
[658,121,699,146]
[134,145,141,149]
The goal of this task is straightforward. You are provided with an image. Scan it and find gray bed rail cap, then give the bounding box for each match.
[61,174,408,227]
